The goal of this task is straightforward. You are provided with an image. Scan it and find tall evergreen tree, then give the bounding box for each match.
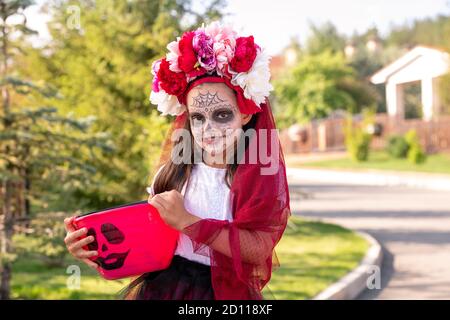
[23,0,225,209]
[0,0,111,299]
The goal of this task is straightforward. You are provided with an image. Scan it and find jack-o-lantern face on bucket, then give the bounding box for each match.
[74,201,181,280]
[87,223,130,270]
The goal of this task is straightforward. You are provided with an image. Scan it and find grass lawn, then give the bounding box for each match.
[287,151,450,175]
[264,216,369,299]
[11,216,368,300]
[11,257,128,299]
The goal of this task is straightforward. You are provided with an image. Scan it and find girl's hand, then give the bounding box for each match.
[63,216,99,270]
[148,190,199,231]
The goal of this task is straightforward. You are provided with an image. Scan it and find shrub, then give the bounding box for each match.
[405,129,426,164]
[344,117,372,162]
[386,135,410,158]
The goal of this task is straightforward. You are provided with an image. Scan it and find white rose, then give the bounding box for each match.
[230,48,273,105]
[150,89,185,116]
[166,38,182,73]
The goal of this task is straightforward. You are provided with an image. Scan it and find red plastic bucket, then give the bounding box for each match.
[73,201,179,280]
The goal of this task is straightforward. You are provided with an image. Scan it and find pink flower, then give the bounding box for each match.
[204,22,237,76]
[150,20,273,117]
[166,38,182,72]
[205,21,237,44]
[178,31,206,77]
[193,31,216,71]
[151,59,162,92]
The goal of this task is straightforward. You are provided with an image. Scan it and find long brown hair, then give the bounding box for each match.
[152,109,258,195]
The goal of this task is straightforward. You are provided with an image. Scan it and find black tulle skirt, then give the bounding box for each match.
[120,255,215,300]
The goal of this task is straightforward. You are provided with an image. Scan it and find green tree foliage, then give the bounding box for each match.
[346,28,384,78]
[306,22,345,55]
[385,130,427,164]
[386,135,410,159]
[385,15,450,49]
[405,129,426,164]
[13,212,68,268]
[274,50,377,126]
[344,28,408,114]
[21,0,225,209]
[1,0,112,300]
[344,108,375,162]
[2,0,225,299]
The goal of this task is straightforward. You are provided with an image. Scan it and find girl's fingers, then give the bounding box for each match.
[75,249,98,259]
[64,227,87,245]
[154,195,165,206]
[150,201,163,214]
[64,216,76,233]
[82,258,99,270]
[151,196,168,211]
[159,192,170,199]
[160,191,178,204]
[69,236,95,251]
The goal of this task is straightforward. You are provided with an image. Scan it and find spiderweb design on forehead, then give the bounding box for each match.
[192,92,226,109]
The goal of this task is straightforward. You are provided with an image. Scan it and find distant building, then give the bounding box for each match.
[269,54,286,79]
[370,46,450,121]
[279,46,450,155]
[269,42,300,80]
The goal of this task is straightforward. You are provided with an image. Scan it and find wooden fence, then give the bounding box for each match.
[280,113,450,154]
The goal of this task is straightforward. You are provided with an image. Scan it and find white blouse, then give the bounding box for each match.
[147,162,233,266]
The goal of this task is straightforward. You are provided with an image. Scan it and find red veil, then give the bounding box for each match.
[158,76,291,300]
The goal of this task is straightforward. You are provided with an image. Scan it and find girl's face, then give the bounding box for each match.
[186,82,252,159]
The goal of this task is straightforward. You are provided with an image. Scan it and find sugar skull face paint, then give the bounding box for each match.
[87,223,130,270]
[187,82,247,160]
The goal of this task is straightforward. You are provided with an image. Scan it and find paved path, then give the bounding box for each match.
[287,175,450,299]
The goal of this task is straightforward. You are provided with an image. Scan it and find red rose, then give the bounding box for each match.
[178,31,206,77]
[157,58,187,96]
[230,36,258,73]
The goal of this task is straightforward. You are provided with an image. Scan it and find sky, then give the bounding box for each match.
[24,0,450,55]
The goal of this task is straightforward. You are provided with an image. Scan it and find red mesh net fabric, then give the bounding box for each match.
[157,97,291,300]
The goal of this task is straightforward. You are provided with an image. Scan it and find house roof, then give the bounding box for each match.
[370,46,450,85]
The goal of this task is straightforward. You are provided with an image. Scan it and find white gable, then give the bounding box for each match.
[371,46,450,85]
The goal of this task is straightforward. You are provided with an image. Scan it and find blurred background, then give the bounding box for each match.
[0,0,449,300]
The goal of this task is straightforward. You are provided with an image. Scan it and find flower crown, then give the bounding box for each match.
[150,21,273,116]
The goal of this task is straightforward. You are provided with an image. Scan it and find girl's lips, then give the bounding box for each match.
[204,135,224,144]
[204,137,216,144]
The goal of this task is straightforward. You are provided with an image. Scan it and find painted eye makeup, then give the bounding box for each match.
[213,109,234,123]
[190,113,205,124]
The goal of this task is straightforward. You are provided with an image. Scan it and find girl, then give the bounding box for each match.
[64,21,291,300]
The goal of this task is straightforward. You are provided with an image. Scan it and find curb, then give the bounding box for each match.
[286,167,450,191]
[312,230,383,300]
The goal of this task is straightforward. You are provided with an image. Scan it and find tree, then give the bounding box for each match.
[0,0,111,299]
[305,22,346,55]
[22,0,226,210]
[385,15,450,49]
[274,50,378,126]
[346,28,385,79]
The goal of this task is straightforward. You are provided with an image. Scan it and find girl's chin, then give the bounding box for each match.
[203,145,226,156]
[201,140,227,153]
[194,138,236,157]
[203,147,238,161]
